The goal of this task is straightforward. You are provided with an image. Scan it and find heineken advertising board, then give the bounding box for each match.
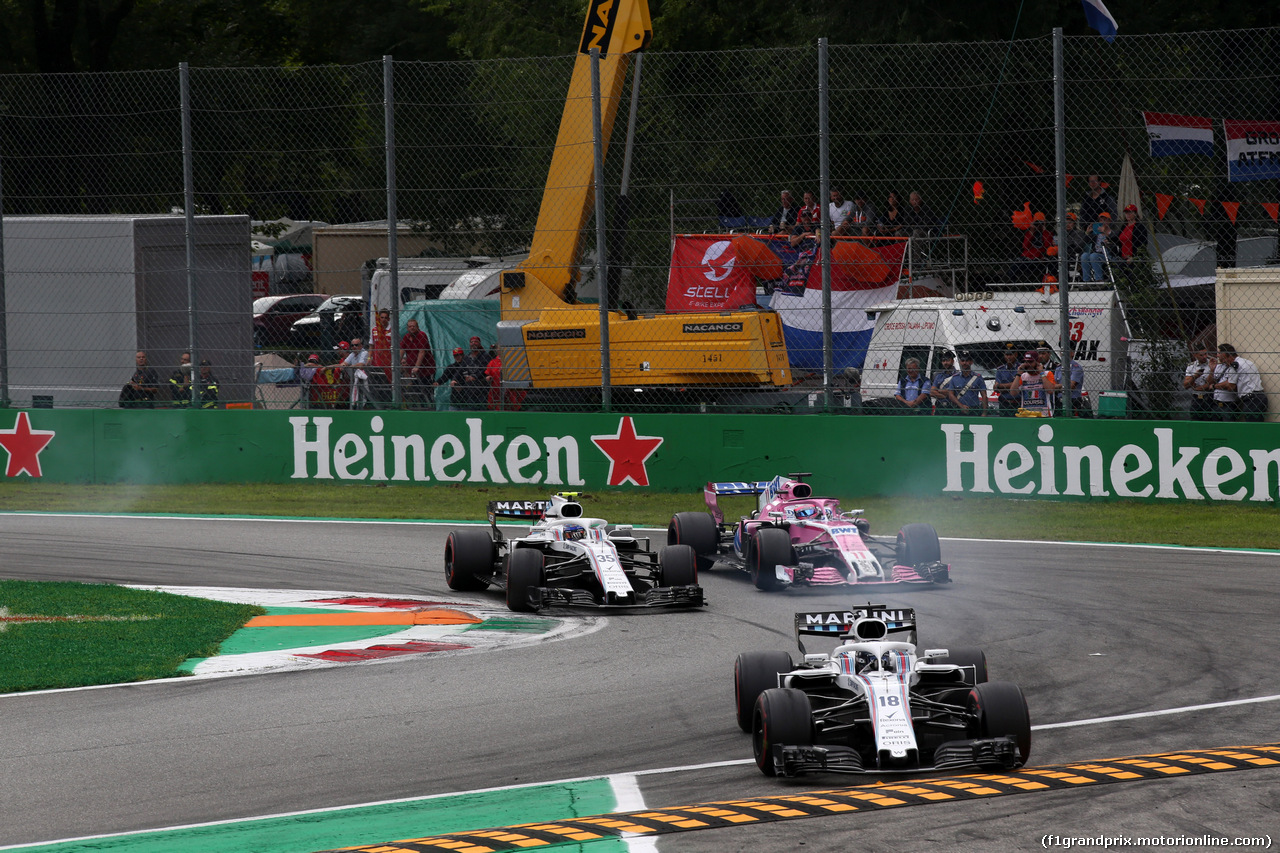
[1,409,1278,504]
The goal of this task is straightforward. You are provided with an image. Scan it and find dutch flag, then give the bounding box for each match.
[1143,112,1214,158]
[1081,0,1118,42]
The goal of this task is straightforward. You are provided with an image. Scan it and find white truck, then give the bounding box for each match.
[367,255,522,310]
[859,289,1132,413]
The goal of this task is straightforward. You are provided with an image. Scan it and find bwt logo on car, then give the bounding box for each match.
[289,416,584,484]
[941,423,1280,502]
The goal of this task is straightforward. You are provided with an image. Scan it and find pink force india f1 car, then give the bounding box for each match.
[667,473,950,591]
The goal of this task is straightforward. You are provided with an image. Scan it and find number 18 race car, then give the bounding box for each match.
[668,473,950,591]
[444,492,705,613]
[735,604,1031,777]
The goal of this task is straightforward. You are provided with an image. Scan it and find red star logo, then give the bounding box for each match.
[0,412,56,478]
[591,416,664,487]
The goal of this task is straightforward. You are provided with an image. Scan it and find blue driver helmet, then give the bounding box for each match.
[563,525,587,541]
[793,504,819,519]
[855,651,878,674]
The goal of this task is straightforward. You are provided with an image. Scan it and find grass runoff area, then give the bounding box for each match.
[2,482,1278,694]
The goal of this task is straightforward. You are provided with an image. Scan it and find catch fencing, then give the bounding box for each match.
[0,28,1277,419]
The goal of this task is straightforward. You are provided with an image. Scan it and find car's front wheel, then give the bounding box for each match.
[937,646,988,685]
[657,544,697,588]
[753,688,814,776]
[968,680,1031,766]
[505,548,545,613]
[750,527,793,591]
[896,522,941,566]
[734,650,794,732]
[444,529,495,592]
[668,511,719,570]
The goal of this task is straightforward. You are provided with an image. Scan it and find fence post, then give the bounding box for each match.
[0,149,8,409]
[591,47,612,412]
[819,37,832,411]
[1053,28,1072,417]
[180,62,199,406]
[384,55,401,409]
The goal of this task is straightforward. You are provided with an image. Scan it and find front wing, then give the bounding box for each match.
[525,584,704,610]
[769,736,1021,777]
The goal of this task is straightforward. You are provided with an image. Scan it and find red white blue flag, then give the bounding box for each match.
[1223,120,1280,183]
[1143,112,1214,158]
[1081,0,1118,42]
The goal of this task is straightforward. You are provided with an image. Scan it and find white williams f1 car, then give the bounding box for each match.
[444,493,704,613]
[736,604,1030,777]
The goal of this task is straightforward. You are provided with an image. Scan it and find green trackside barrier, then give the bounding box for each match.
[1,408,1278,504]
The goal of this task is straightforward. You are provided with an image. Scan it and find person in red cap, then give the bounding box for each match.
[368,308,394,404]
[1009,351,1058,416]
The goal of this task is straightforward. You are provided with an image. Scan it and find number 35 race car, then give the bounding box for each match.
[444,493,705,613]
[668,473,950,591]
[736,605,1031,777]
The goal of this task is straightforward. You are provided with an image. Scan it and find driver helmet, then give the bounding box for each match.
[562,524,587,541]
[854,651,879,674]
[792,503,820,519]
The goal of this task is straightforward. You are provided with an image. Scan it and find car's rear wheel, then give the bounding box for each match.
[750,527,793,591]
[752,688,814,776]
[734,650,794,732]
[668,511,719,570]
[505,548,544,613]
[938,646,988,684]
[444,529,495,591]
[968,681,1031,765]
[896,522,941,565]
[657,544,697,588]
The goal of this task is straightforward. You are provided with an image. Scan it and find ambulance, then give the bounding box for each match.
[859,289,1132,413]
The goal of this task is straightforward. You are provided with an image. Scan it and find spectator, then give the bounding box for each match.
[1013,212,1055,283]
[828,187,853,234]
[796,191,820,233]
[1214,344,1265,422]
[879,191,904,238]
[992,346,1022,416]
[438,346,471,410]
[1206,350,1235,420]
[1114,204,1148,279]
[299,353,322,409]
[899,191,939,239]
[1079,173,1117,225]
[1183,346,1214,421]
[342,336,371,409]
[119,351,159,409]
[1080,212,1115,282]
[454,336,489,409]
[946,351,988,415]
[930,350,958,415]
[1062,212,1087,274]
[486,349,504,410]
[196,359,219,409]
[369,308,394,405]
[844,189,878,238]
[1009,351,1058,417]
[893,358,930,413]
[769,190,798,234]
[400,318,435,407]
[168,352,192,407]
[1062,343,1089,417]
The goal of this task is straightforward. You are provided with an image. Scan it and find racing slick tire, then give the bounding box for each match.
[896,522,942,566]
[668,511,719,570]
[938,646,989,685]
[735,650,794,732]
[657,544,698,588]
[968,680,1031,766]
[444,529,495,592]
[750,527,793,591]
[505,548,545,613]
[753,688,814,777]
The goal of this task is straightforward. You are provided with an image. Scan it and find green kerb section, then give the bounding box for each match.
[9,780,626,853]
[178,607,411,673]
[466,617,558,633]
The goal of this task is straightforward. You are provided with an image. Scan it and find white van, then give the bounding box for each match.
[367,256,524,311]
[860,289,1131,412]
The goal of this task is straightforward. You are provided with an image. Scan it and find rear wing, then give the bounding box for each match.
[703,481,770,525]
[793,605,918,654]
[487,493,584,535]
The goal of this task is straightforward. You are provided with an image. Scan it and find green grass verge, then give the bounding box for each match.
[2,480,1280,550]
[0,580,263,693]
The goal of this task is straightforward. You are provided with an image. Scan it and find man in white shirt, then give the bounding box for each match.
[342,336,371,409]
[829,187,853,234]
[1183,346,1214,421]
[1215,343,1266,422]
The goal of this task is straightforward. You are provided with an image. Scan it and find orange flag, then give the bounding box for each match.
[973,181,984,203]
[1221,201,1240,224]
[1154,193,1173,220]
[1263,202,1279,222]
[1064,173,1075,188]
[1188,198,1206,215]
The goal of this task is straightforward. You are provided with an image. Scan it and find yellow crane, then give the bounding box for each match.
[500,0,792,397]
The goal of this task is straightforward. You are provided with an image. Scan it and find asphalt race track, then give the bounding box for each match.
[1,513,1278,852]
